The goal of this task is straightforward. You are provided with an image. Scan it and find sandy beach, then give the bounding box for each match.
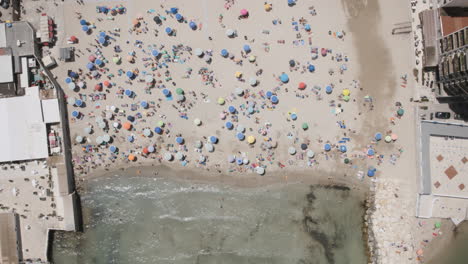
[41,0,455,263]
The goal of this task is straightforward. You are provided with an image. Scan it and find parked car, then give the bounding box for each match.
[435,112,451,119]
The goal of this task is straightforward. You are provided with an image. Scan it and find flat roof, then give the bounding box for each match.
[0,213,19,264]
[0,24,6,48]
[0,54,13,83]
[42,99,60,123]
[0,86,49,162]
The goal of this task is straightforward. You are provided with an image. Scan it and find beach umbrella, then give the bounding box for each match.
[194,118,201,126]
[225,122,233,130]
[195,141,203,149]
[78,81,85,88]
[154,127,162,134]
[289,60,296,67]
[307,150,315,158]
[280,73,289,83]
[91,71,99,77]
[248,55,256,62]
[217,97,225,105]
[109,145,117,153]
[375,133,382,141]
[95,116,104,123]
[84,127,92,134]
[177,95,186,102]
[235,87,244,96]
[127,116,134,124]
[194,48,204,57]
[367,168,376,177]
[301,143,308,150]
[68,82,76,90]
[148,146,155,153]
[98,122,106,129]
[391,133,398,141]
[170,7,178,14]
[324,144,331,151]
[308,65,315,72]
[128,154,136,161]
[143,129,152,137]
[145,75,154,83]
[113,122,119,128]
[80,19,87,25]
[165,27,173,35]
[75,99,83,107]
[385,135,392,143]
[75,136,83,143]
[288,147,296,155]
[205,143,214,152]
[127,56,134,63]
[290,113,297,120]
[256,166,265,175]
[103,134,111,143]
[127,135,134,142]
[153,16,162,24]
[126,71,134,78]
[164,152,173,161]
[228,106,236,114]
[199,155,206,162]
[236,125,245,133]
[95,136,104,145]
[249,77,257,86]
[189,21,197,30]
[305,24,311,31]
[94,83,102,91]
[175,13,183,21]
[344,158,350,164]
[98,37,106,45]
[220,49,229,57]
[271,96,279,104]
[397,108,404,116]
[67,97,76,105]
[367,149,375,156]
[228,155,236,163]
[240,9,248,16]
[342,89,350,96]
[247,106,254,114]
[175,152,185,161]
[69,72,78,79]
[264,3,272,11]
[302,123,309,130]
[237,133,245,141]
[141,101,148,108]
[82,25,89,32]
[175,88,184,95]
[236,158,243,165]
[157,121,165,127]
[288,0,296,6]
[235,71,242,78]
[125,89,133,97]
[298,82,306,90]
[326,86,333,94]
[103,80,111,87]
[247,136,256,144]
[142,147,149,154]
[343,95,350,102]
[266,91,273,99]
[340,145,347,152]
[95,59,103,66]
[151,49,159,57]
[162,89,171,97]
[123,122,132,130]
[65,77,72,84]
[210,136,218,144]
[176,137,184,144]
[226,29,235,37]
[243,158,249,165]
[243,44,251,53]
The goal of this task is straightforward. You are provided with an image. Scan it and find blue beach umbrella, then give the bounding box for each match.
[99,32,106,38]
[109,145,117,153]
[165,27,173,35]
[375,133,382,141]
[326,85,333,94]
[86,62,94,70]
[75,99,83,107]
[65,77,72,84]
[340,145,347,152]
[220,49,228,57]
[189,21,197,30]
[237,133,245,141]
[148,146,155,153]
[82,25,89,32]
[175,13,183,21]
[305,24,311,31]
[69,72,78,78]
[271,96,279,104]
[280,73,289,83]
[127,135,134,142]
[247,107,254,114]
[154,127,163,134]
[266,91,273,99]
[176,137,184,144]
[367,149,375,156]
[72,111,79,118]
[141,101,148,108]
[290,113,297,120]
[80,19,87,26]
[125,89,133,97]
[236,159,243,165]
[324,143,331,151]
[99,37,106,44]
[367,168,376,177]
[127,115,135,122]
[162,89,170,97]
[210,136,218,144]
[243,44,251,53]
[126,71,134,78]
[228,106,236,114]
[152,49,159,57]
[225,122,233,130]
[95,59,103,66]
[288,0,296,6]
[170,7,178,14]
[308,65,315,72]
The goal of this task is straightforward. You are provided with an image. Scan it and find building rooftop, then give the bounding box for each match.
[0,213,20,264]
[0,86,60,163]
[441,15,468,36]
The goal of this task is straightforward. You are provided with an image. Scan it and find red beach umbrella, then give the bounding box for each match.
[70,36,78,43]
[298,82,306,90]
[94,83,102,91]
[240,9,249,16]
[88,55,96,62]
[142,147,149,154]
[103,80,111,87]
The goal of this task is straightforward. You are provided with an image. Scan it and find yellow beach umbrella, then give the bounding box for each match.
[235,71,242,78]
[218,97,225,105]
[264,4,272,11]
[342,89,350,96]
[247,136,256,144]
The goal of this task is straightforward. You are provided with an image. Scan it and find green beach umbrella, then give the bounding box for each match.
[385,135,392,143]
[343,95,350,102]
[435,222,441,229]
[302,123,309,130]
[176,88,184,95]
[157,120,165,127]
[113,56,121,64]
[344,158,350,164]
[218,97,225,105]
[397,108,404,116]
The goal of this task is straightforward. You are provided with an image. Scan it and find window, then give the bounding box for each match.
[454,33,459,49]
[465,29,468,47]
[460,53,467,72]
[448,35,453,51]
[461,30,465,46]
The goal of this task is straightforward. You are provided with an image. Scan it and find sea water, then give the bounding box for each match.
[52,174,367,264]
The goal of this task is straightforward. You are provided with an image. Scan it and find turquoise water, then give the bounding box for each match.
[52,174,367,264]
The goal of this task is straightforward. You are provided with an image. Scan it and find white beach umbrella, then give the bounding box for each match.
[194,48,204,57]
[243,158,249,165]
[307,150,315,158]
[226,29,234,37]
[145,75,154,83]
[288,147,296,155]
[67,97,76,105]
[110,105,117,112]
[113,122,120,128]
[68,82,76,90]
[75,136,83,143]
[143,128,152,137]
[164,152,173,161]
[194,140,203,149]
[95,116,104,123]
[256,167,265,175]
[105,112,113,120]
[103,134,111,142]
[78,81,85,88]
[96,136,104,145]
[235,87,244,96]
[194,118,201,126]
[175,152,185,161]
[84,126,92,134]
[249,77,257,86]
[236,125,245,133]
[205,143,214,152]
[176,94,185,102]
[228,155,236,163]
[199,155,206,162]
[98,121,106,129]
